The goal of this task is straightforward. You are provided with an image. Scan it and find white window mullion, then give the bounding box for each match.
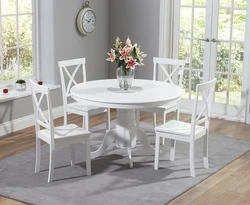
[0,0,3,81]
[33,0,39,80]
[16,0,20,79]
[226,0,235,105]
[189,0,195,100]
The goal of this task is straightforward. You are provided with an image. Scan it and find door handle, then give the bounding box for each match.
[198,38,210,42]
[211,38,220,43]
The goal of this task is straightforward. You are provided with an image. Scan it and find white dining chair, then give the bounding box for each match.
[30,80,91,183]
[58,58,110,131]
[154,78,216,177]
[136,57,185,145]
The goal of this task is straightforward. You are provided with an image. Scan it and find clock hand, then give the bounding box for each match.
[87,16,94,23]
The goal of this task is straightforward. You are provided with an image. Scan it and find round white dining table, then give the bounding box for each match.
[71,79,182,168]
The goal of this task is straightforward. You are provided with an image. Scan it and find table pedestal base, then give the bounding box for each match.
[91,109,155,168]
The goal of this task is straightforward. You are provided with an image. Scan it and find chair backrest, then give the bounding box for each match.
[153,57,186,87]
[58,58,86,106]
[30,80,55,143]
[190,78,217,138]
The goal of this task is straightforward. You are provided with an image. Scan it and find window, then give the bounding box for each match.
[0,0,36,83]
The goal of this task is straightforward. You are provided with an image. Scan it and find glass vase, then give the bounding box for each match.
[116,67,135,90]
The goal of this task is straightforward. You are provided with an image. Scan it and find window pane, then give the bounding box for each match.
[181,0,192,6]
[3,49,18,80]
[234,0,247,8]
[19,15,32,46]
[2,16,17,48]
[220,0,232,7]
[180,7,192,37]
[194,0,206,6]
[179,39,191,62]
[230,43,244,74]
[20,46,33,78]
[191,71,203,99]
[216,43,230,72]
[193,8,206,38]
[215,74,228,104]
[229,75,242,105]
[192,40,205,70]
[232,10,246,41]
[1,0,16,15]
[218,9,231,40]
[182,70,190,99]
[18,0,32,13]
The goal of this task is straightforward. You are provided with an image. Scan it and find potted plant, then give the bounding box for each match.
[15,79,26,91]
[106,37,147,90]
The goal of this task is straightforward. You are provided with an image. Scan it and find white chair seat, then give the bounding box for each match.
[67,102,107,113]
[139,101,178,113]
[155,120,206,138]
[39,124,91,144]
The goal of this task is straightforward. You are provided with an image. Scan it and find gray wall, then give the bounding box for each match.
[108,0,161,79]
[0,0,110,124]
[0,0,161,124]
[41,0,110,85]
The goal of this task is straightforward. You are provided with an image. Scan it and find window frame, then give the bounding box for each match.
[0,0,38,86]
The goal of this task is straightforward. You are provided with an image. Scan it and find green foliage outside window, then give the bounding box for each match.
[179,4,245,95]
[1,0,33,81]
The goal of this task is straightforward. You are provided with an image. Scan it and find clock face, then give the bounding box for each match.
[82,10,96,34]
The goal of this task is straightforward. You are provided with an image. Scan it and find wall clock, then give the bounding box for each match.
[77,1,96,36]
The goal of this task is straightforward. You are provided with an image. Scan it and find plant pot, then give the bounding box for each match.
[15,83,26,91]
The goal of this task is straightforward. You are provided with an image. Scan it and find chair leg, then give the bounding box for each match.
[85,137,91,176]
[153,113,157,129]
[35,137,41,173]
[84,115,90,131]
[127,147,133,168]
[136,109,140,128]
[106,108,111,133]
[48,144,55,183]
[64,111,68,126]
[70,144,75,167]
[154,133,161,170]
[170,139,176,161]
[162,112,166,145]
[203,133,209,169]
[176,109,180,121]
[189,141,195,177]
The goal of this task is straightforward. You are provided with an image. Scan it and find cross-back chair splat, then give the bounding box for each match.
[33,93,51,129]
[62,64,81,97]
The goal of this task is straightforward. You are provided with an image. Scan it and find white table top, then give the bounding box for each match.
[71,79,182,109]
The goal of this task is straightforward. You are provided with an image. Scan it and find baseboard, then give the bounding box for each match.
[0,106,64,137]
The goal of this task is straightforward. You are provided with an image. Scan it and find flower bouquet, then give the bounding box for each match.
[107,37,147,90]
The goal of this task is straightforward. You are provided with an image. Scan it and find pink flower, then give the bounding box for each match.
[106,49,116,62]
[119,48,131,62]
[126,58,138,69]
[126,37,132,47]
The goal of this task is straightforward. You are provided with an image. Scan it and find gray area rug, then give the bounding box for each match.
[1,121,250,205]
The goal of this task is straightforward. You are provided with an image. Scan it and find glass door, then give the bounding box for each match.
[173,0,248,121]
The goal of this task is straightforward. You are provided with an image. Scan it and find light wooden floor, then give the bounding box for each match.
[1,110,250,205]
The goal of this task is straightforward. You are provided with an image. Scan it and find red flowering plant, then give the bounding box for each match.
[106,37,147,75]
